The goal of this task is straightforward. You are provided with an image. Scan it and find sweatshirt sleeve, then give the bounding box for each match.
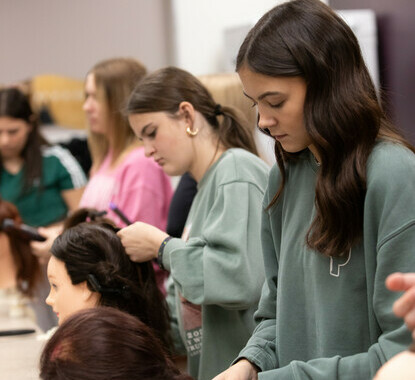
[235,195,280,371]
[162,181,265,309]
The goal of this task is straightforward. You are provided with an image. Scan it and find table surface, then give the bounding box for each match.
[0,316,45,380]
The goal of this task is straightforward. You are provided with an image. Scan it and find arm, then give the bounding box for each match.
[215,199,280,379]
[163,181,265,308]
[61,187,84,211]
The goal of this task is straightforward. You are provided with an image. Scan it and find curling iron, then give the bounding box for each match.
[0,219,47,242]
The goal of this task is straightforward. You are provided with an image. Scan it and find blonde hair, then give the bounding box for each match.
[87,58,146,169]
[198,73,256,129]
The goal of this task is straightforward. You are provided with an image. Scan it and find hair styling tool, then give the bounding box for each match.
[0,219,46,242]
[109,202,132,226]
[0,328,36,337]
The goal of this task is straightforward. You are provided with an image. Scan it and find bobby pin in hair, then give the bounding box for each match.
[87,274,131,298]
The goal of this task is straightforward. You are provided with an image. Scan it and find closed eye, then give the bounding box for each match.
[269,101,285,109]
[145,127,157,139]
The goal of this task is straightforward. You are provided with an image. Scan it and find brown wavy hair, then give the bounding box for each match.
[0,198,40,296]
[126,66,258,156]
[40,307,193,380]
[51,208,172,351]
[236,0,415,257]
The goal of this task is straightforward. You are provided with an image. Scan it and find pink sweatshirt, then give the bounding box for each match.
[80,147,173,293]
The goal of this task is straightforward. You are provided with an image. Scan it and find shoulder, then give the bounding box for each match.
[41,145,86,186]
[42,144,73,161]
[367,141,415,187]
[120,146,159,171]
[117,146,169,183]
[41,145,79,170]
[215,148,270,186]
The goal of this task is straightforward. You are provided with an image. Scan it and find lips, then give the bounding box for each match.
[155,158,164,165]
[273,134,288,140]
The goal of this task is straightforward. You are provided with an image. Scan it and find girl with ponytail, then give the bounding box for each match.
[117,66,270,379]
[45,208,172,351]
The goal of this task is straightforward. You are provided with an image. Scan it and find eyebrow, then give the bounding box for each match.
[140,123,154,138]
[243,91,283,101]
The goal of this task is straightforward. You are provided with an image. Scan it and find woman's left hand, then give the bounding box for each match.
[117,222,168,263]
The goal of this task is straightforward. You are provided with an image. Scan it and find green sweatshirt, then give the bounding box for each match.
[162,148,270,380]
[236,142,415,379]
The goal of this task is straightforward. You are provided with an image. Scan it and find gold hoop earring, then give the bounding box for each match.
[186,126,199,137]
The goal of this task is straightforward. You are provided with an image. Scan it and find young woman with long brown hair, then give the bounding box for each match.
[215,0,415,379]
[117,66,270,380]
[0,88,86,227]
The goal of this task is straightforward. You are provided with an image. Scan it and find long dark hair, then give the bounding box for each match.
[0,88,48,192]
[126,66,258,156]
[51,209,172,350]
[0,198,40,296]
[40,307,193,380]
[236,0,415,257]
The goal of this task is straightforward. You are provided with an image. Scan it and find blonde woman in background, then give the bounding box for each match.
[33,58,173,293]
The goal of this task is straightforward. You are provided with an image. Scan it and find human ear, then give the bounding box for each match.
[79,281,100,306]
[177,101,195,125]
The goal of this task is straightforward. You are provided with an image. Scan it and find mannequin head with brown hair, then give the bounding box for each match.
[40,307,193,380]
[46,208,172,350]
[0,197,40,296]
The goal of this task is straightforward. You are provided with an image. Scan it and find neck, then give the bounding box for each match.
[190,138,225,182]
[2,157,24,174]
[308,145,321,165]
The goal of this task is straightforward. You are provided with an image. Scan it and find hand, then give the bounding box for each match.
[212,359,258,380]
[31,225,63,264]
[117,222,168,263]
[374,351,415,380]
[386,272,415,338]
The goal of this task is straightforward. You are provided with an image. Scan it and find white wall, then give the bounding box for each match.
[0,0,171,83]
[171,0,329,75]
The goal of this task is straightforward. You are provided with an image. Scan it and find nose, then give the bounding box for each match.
[0,132,10,147]
[83,97,92,113]
[45,290,53,307]
[143,142,156,157]
[257,106,277,131]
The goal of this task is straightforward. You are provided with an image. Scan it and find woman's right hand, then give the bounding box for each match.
[386,272,415,339]
[212,359,259,380]
[30,225,63,264]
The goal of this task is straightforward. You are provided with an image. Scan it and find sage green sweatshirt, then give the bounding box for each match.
[237,142,415,379]
[162,148,270,380]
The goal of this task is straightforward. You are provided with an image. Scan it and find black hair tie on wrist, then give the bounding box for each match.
[214,104,223,116]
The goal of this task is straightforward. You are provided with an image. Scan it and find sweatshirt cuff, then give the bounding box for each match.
[233,345,277,373]
[161,237,186,272]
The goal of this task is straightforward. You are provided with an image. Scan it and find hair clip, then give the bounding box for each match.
[87,274,130,298]
[86,210,107,223]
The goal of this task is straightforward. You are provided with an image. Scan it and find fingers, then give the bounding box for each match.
[386,273,415,292]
